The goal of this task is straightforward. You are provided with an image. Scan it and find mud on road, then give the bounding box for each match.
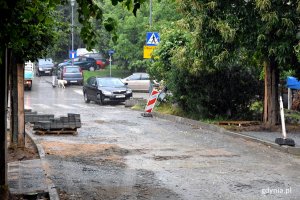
[41,140,181,200]
[25,77,300,200]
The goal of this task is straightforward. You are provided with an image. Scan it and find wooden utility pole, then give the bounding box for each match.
[11,57,18,144]
[17,64,25,147]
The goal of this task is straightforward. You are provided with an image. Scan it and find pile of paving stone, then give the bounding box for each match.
[25,109,81,130]
[25,109,54,124]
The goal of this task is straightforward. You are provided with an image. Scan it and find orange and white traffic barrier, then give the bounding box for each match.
[145,89,159,113]
[141,89,159,117]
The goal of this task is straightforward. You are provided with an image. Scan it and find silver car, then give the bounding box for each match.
[122,73,151,92]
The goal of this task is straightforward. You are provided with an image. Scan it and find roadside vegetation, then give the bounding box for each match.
[75,0,300,126]
[83,66,130,82]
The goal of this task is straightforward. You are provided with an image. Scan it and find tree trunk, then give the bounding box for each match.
[11,55,18,144]
[263,57,279,128]
[17,64,25,147]
[0,48,9,199]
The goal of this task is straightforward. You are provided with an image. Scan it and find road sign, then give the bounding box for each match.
[69,50,77,59]
[146,32,160,46]
[108,50,115,56]
[143,46,156,59]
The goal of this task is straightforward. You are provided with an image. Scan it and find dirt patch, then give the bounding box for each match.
[41,141,129,157]
[7,133,39,162]
[41,141,141,168]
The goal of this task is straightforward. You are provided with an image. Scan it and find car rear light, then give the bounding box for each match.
[63,68,66,77]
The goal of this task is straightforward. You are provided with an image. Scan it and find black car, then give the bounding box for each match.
[58,56,97,71]
[83,77,132,104]
[36,58,54,76]
[83,53,108,69]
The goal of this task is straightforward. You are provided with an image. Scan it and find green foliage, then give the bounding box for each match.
[149,14,263,119]
[0,0,60,62]
[83,67,131,82]
[98,0,181,68]
[250,100,263,120]
[128,59,152,72]
[147,0,300,121]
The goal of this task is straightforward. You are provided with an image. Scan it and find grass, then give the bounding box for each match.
[132,101,227,125]
[286,109,300,120]
[154,102,186,117]
[83,67,131,82]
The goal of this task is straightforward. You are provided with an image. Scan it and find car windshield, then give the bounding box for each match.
[97,78,124,87]
[38,58,53,65]
[65,67,80,73]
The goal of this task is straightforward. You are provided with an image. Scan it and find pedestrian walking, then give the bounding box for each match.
[51,66,58,87]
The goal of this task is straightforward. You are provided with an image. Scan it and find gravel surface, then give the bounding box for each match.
[24,77,300,200]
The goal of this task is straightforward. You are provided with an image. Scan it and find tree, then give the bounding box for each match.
[170,0,300,127]
[149,25,262,119]
[1,0,146,196]
[90,0,181,71]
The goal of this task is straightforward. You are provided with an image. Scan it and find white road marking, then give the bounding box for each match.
[74,89,83,95]
[71,104,90,109]
[32,104,52,109]
[103,107,116,109]
[53,104,75,109]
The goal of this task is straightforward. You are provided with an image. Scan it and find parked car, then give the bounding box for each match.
[58,56,97,71]
[57,65,83,85]
[83,77,132,105]
[122,73,151,92]
[24,61,34,90]
[36,58,54,76]
[83,53,108,69]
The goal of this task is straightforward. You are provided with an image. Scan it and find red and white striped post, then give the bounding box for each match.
[142,89,159,117]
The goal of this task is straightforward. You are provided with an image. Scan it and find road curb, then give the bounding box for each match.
[25,125,60,200]
[151,112,300,156]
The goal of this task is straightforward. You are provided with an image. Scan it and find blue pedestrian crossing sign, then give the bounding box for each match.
[69,50,77,59]
[146,32,160,46]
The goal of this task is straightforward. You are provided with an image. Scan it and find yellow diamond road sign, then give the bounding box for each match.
[143,46,156,59]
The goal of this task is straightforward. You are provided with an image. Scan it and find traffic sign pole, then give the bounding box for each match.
[108,50,115,77]
[109,55,112,77]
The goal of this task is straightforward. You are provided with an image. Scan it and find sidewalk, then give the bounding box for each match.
[8,159,49,197]
[7,125,59,200]
[241,131,300,148]
[151,112,300,156]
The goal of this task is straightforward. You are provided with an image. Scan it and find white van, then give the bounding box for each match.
[76,48,97,56]
[24,61,34,90]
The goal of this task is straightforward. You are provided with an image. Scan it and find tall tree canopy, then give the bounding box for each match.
[151,0,300,126]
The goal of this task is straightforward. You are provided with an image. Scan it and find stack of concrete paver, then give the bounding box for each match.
[25,110,81,131]
[34,113,81,130]
[25,109,54,124]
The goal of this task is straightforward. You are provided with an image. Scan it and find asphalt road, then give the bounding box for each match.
[25,76,300,200]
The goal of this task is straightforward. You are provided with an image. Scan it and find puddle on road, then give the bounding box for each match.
[186,148,239,157]
[153,155,192,161]
[93,119,138,126]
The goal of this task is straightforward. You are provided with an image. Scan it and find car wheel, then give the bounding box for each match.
[97,93,103,105]
[84,92,90,103]
[89,66,95,71]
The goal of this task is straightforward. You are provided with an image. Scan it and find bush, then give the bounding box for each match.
[166,64,263,119]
